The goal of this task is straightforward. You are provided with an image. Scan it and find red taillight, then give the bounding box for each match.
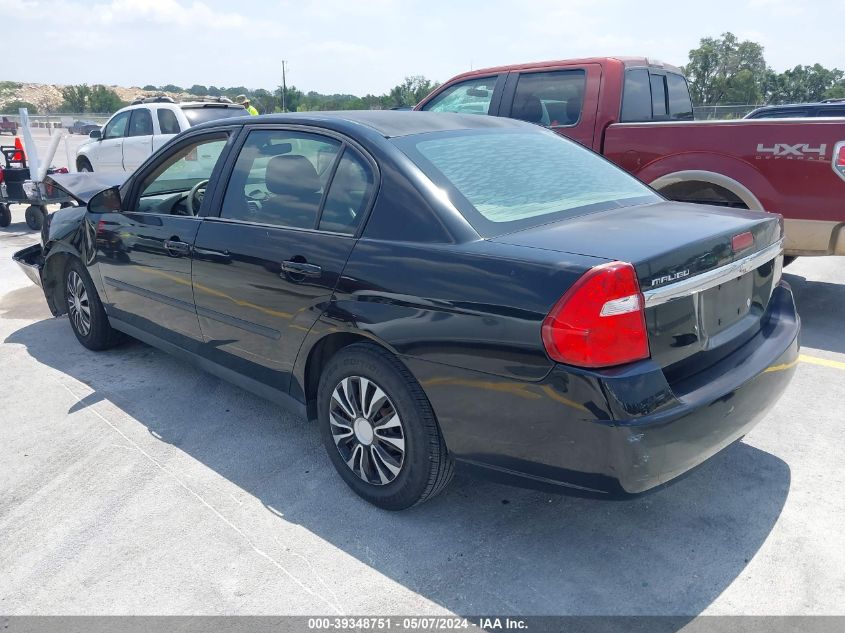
[731,231,754,252]
[837,144,845,167]
[542,261,650,368]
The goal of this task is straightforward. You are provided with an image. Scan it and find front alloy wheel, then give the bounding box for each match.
[66,270,91,336]
[330,376,406,485]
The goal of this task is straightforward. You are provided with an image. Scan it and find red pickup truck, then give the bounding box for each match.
[0,116,18,135]
[416,57,845,258]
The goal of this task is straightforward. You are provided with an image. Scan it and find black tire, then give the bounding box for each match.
[64,258,122,351]
[24,205,43,230]
[77,157,93,172]
[318,343,453,510]
[0,204,10,227]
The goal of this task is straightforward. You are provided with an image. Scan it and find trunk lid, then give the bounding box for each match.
[491,201,783,374]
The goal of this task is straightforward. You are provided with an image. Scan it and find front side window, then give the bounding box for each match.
[620,69,652,122]
[135,136,228,214]
[511,70,586,127]
[421,76,499,115]
[667,73,693,120]
[221,130,341,229]
[157,108,181,134]
[396,128,659,237]
[128,108,153,137]
[102,111,130,139]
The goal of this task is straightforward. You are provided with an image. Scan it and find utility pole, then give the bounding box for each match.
[281,60,287,113]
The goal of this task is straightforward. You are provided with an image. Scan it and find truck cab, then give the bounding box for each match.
[418,57,845,258]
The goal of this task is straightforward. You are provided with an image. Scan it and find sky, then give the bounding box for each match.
[3,0,845,95]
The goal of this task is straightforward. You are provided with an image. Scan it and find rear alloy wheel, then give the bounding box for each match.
[318,343,453,510]
[330,376,406,486]
[64,259,122,351]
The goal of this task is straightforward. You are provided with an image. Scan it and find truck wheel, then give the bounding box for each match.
[318,342,454,510]
[24,205,43,230]
[0,204,11,227]
[64,258,122,351]
[77,157,93,172]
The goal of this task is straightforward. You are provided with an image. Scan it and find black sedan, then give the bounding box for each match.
[67,120,101,135]
[14,111,799,509]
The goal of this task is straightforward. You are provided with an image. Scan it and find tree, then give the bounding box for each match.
[159,84,183,93]
[767,64,845,103]
[387,76,438,107]
[251,88,277,114]
[188,84,208,96]
[142,84,157,91]
[684,33,767,105]
[207,85,221,96]
[60,84,92,112]
[88,85,125,113]
[2,100,37,114]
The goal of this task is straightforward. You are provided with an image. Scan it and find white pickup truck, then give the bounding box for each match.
[76,97,246,173]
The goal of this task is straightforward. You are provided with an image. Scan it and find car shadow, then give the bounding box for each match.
[4,311,791,618]
[784,272,845,355]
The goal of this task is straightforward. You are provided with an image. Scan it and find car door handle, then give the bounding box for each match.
[281,260,322,277]
[164,239,191,257]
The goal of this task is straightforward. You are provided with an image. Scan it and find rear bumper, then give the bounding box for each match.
[783,218,845,256]
[12,243,44,288]
[411,281,800,497]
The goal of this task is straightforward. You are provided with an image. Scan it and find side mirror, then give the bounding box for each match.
[88,186,122,214]
[89,129,102,140]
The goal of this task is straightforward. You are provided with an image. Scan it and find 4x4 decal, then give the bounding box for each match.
[755,143,827,160]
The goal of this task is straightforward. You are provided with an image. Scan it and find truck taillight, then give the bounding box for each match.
[542,261,650,369]
[833,141,845,182]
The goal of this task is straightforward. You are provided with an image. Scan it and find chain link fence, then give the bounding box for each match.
[0,113,112,130]
[693,105,762,120]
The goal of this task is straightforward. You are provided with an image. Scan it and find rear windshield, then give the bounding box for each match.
[181,105,247,126]
[395,128,659,236]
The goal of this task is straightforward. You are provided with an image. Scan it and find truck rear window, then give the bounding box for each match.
[396,127,659,237]
[182,106,247,126]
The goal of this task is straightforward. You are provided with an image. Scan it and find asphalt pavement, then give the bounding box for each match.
[0,206,843,616]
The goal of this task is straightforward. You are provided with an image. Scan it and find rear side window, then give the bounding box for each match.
[319,149,375,234]
[182,106,247,126]
[511,69,586,127]
[667,73,693,120]
[421,76,498,115]
[620,69,652,122]
[220,129,341,229]
[157,108,181,134]
[128,108,153,137]
[817,107,845,117]
[751,109,808,119]
[650,74,668,118]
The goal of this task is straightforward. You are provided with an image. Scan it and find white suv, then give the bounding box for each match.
[76,97,246,173]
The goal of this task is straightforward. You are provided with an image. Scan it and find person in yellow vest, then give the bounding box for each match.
[237,94,259,116]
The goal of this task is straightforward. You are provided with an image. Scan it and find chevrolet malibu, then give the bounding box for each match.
[13,111,799,510]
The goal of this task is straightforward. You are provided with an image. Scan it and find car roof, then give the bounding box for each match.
[190,110,531,138]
